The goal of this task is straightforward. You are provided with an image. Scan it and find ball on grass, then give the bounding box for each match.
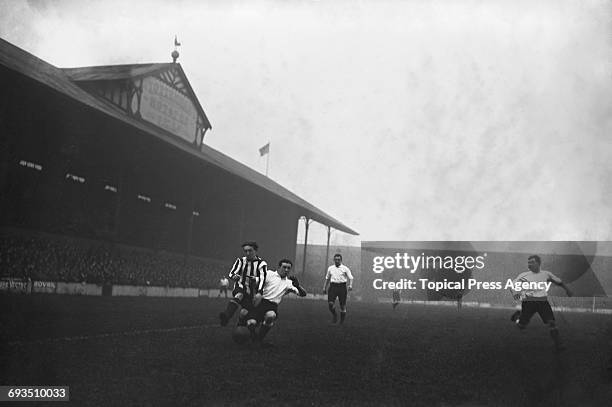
[232,326,250,345]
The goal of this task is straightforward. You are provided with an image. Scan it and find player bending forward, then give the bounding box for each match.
[510,255,572,352]
[219,241,267,327]
[246,259,307,346]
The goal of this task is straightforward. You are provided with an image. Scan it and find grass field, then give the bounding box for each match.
[1,294,611,406]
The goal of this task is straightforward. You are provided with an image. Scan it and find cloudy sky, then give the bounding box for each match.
[1,0,611,245]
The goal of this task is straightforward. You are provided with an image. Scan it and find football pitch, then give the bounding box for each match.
[1,295,611,406]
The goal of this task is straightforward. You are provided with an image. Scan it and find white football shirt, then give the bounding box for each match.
[513,270,561,298]
[262,270,299,304]
[326,264,354,284]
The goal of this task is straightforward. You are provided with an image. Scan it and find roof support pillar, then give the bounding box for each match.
[302,216,311,276]
[325,226,332,272]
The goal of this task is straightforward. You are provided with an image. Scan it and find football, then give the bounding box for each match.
[232,326,251,345]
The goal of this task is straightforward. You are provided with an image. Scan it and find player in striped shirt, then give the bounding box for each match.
[246,258,307,346]
[219,241,268,327]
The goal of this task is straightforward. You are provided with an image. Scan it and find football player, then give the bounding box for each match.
[246,259,307,346]
[219,241,268,327]
[392,289,401,310]
[323,254,354,324]
[509,255,572,352]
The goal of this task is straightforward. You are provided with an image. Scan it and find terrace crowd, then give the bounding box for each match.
[0,232,229,288]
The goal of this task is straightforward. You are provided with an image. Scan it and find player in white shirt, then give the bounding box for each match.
[217,277,229,298]
[322,254,354,324]
[509,255,572,351]
[246,259,307,345]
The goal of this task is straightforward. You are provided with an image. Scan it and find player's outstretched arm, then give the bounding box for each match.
[508,287,521,301]
[283,286,303,298]
[556,281,572,297]
[228,258,242,281]
[289,276,307,297]
[548,272,572,297]
[510,274,527,300]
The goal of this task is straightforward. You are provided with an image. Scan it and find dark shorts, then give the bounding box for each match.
[232,286,254,310]
[247,299,279,323]
[328,283,348,307]
[519,299,555,326]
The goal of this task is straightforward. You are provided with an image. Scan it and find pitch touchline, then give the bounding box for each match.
[5,324,220,347]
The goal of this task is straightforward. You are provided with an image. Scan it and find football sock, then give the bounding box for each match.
[259,324,272,340]
[340,311,346,324]
[510,311,521,322]
[329,305,337,323]
[224,300,239,318]
[247,323,257,341]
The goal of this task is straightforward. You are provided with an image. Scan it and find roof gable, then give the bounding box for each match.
[62,63,212,147]
[62,63,173,81]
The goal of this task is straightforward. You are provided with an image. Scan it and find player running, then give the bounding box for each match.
[509,255,572,352]
[217,276,229,298]
[246,259,307,346]
[219,241,268,327]
[392,289,401,310]
[323,253,354,324]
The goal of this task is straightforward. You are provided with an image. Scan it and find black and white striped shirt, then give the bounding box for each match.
[228,256,267,295]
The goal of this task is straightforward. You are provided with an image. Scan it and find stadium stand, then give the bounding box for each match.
[0,38,357,293]
[0,228,229,288]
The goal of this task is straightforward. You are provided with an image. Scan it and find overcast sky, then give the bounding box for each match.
[1,0,611,246]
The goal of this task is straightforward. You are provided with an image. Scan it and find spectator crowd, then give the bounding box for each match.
[0,232,229,288]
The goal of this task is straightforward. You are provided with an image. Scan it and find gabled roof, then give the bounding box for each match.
[0,38,358,235]
[62,63,174,81]
[62,62,212,131]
